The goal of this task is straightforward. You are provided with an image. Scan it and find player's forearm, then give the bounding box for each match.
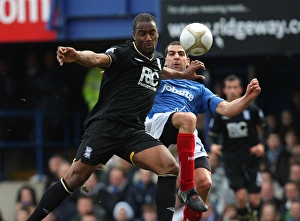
[162,67,185,79]
[216,96,252,118]
[75,50,102,67]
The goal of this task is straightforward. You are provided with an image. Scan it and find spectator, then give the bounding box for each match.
[259,202,281,221]
[285,127,300,155]
[10,207,31,221]
[113,201,135,221]
[260,180,282,209]
[140,203,157,221]
[221,203,238,221]
[280,181,300,218]
[265,114,280,134]
[44,154,67,191]
[126,168,157,219]
[262,132,291,186]
[288,199,300,221]
[15,185,37,214]
[199,201,220,221]
[261,171,284,201]
[208,152,235,217]
[279,110,296,139]
[70,195,102,221]
[98,166,131,220]
[289,162,300,188]
[80,171,106,219]
[81,213,98,221]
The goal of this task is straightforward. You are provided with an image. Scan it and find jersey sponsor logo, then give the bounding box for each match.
[226,121,248,138]
[160,83,194,101]
[83,146,93,159]
[138,66,159,91]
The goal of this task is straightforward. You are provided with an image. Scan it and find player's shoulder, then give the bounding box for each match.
[154,50,164,59]
[105,42,131,55]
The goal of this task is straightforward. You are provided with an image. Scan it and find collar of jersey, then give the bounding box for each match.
[132,42,154,61]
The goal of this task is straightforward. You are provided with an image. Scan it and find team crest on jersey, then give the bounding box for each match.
[84,146,93,159]
[243,110,250,120]
[138,66,159,91]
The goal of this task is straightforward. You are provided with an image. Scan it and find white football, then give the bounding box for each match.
[180,23,213,56]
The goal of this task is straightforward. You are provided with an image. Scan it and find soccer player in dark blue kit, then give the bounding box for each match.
[145,41,262,221]
[27,13,207,221]
[208,75,267,221]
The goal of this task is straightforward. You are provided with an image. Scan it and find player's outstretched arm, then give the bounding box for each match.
[162,60,206,80]
[216,78,261,118]
[56,46,111,68]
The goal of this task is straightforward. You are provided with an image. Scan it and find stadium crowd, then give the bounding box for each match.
[0,47,300,221]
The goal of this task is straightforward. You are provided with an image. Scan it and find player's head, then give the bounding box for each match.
[223,74,244,101]
[132,13,159,58]
[164,41,190,71]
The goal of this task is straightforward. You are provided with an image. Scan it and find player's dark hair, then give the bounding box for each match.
[223,74,243,87]
[132,13,157,32]
[164,41,184,56]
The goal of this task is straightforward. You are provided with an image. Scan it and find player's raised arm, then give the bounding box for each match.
[215,78,261,118]
[56,46,111,68]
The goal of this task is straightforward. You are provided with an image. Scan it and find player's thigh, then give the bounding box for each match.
[224,164,247,191]
[133,145,179,175]
[116,128,179,175]
[246,161,262,194]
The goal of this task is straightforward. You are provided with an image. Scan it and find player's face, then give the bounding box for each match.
[133,21,159,58]
[223,79,243,101]
[164,45,190,71]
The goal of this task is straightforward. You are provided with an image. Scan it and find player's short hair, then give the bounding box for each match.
[132,13,157,32]
[164,41,184,56]
[223,74,243,87]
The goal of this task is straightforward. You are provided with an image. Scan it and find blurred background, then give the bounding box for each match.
[0,0,300,220]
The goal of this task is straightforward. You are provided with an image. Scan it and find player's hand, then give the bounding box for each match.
[210,144,222,156]
[249,143,264,157]
[183,60,206,80]
[245,78,261,99]
[56,46,78,66]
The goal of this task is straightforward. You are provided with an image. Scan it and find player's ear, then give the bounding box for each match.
[132,31,136,40]
[187,57,190,66]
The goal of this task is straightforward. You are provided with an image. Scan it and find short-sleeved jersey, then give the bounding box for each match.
[208,102,267,162]
[84,42,164,130]
[147,79,223,118]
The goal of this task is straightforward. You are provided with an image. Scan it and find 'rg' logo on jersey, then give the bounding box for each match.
[138,66,159,91]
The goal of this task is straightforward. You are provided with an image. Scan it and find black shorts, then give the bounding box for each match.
[159,113,177,146]
[195,156,211,172]
[224,160,261,193]
[75,119,163,166]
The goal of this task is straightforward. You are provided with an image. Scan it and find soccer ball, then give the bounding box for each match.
[180,23,213,56]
